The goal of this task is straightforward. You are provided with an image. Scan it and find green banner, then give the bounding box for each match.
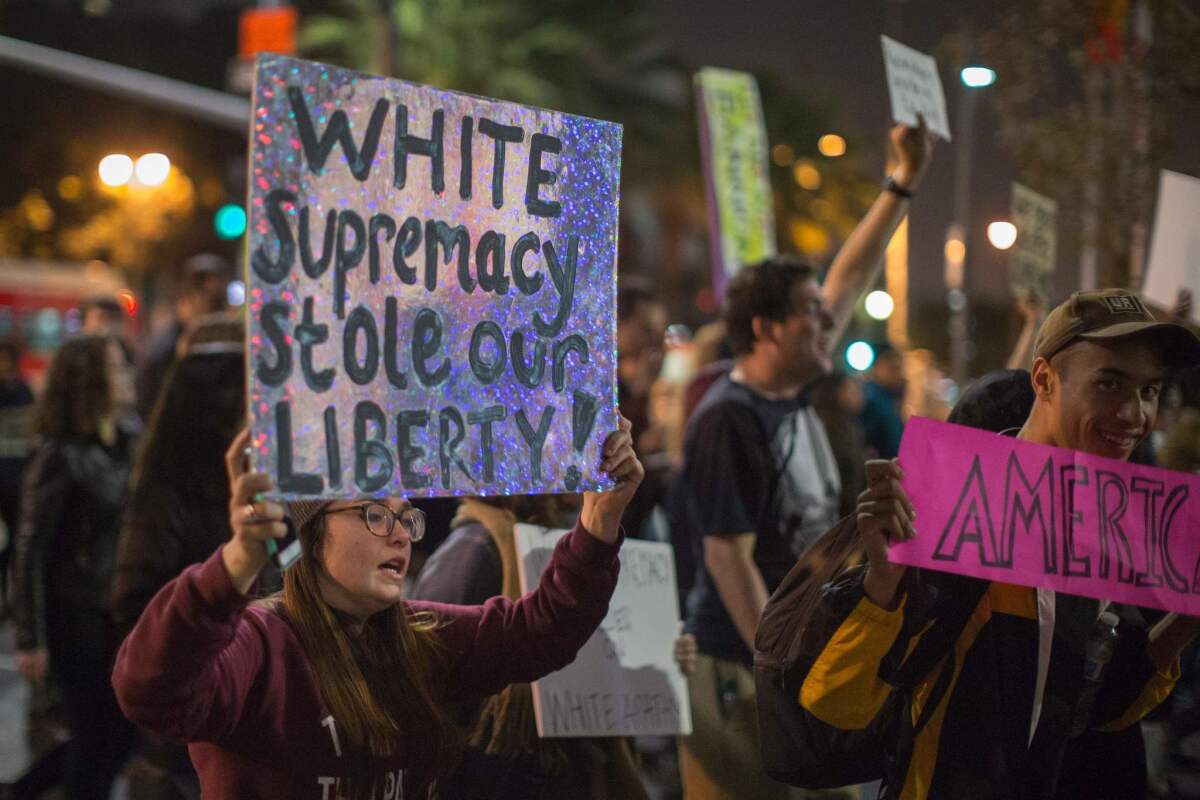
[695,68,775,296]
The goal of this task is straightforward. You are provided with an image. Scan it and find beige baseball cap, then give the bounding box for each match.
[1034,289,1200,369]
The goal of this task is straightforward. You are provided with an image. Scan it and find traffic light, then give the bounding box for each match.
[214,203,247,240]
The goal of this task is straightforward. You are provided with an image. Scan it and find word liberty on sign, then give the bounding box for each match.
[245,54,622,499]
[892,417,1200,615]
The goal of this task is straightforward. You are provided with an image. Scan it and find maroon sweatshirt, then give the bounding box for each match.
[113,521,620,799]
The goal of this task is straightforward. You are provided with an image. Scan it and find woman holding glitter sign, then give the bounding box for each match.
[112,417,642,799]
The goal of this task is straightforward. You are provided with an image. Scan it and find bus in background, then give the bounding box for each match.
[0,258,134,391]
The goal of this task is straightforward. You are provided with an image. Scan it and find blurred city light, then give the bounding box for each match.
[846,341,875,371]
[135,153,171,186]
[987,220,1018,250]
[944,237,966,265]
[227,279,246,307]
[57,175,84,201]
[817,134,846,157]
[117,290,138,316]
[865,290,895,320]
[792,160,821,190]
[99,153,133,186]
[215,203,247,239]
[960,66,996,88]
[771,143,796,167]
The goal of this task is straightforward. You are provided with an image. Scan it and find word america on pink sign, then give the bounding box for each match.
[891,416,1200,615]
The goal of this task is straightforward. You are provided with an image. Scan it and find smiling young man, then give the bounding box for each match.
[795,289,1200,799]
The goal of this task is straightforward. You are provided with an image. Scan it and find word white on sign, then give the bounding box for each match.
[1143,170,1200,318]
[881,35,952,141]
[515,524,692,738]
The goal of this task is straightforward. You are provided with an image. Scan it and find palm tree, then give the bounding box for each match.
[298,0,687,174]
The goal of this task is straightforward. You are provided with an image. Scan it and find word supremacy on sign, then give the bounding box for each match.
[246,55,622,499]
[516,524,692,738]
[893,417,1200,615]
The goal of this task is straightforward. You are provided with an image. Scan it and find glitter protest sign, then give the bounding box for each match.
[892,417,1200,616]
[246,54,622,499]
[694,68,775,299]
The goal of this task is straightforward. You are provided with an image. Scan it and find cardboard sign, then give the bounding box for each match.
[880,36,952,141]
[246,54,622,499]
[892,417,1200,615]
[1009,182,1058,302]
[1142,170,1200,316]
[695,68,776,298]
[516,524,693,738]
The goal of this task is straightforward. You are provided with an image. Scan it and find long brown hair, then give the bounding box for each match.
[31,335,115,439]
[280,512,458,798]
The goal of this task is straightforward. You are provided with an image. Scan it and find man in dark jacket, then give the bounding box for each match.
[796,290,1200,798]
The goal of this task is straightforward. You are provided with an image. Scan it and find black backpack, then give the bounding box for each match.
[753,515,989,790]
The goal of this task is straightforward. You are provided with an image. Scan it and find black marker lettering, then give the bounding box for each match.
[297,297,335,392]
[526,132,562,217]
[333,210,366,320]
[534,235,578,338]
[412,308,450,387]
[252,189,296,283]
[515,405,554,483]
[343,305,379,385]
[478,118,523,209]
[354,401,393,493]
[396,410,431,489]
[468,405,505,483]
[256,301,292,386]
[288,87,388,180]
[276,401,323,493]
[393,104,444,193]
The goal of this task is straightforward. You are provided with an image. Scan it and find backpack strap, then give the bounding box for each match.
[878,573,991,792]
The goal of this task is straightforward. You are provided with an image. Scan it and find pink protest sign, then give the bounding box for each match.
[892,416,1200,615]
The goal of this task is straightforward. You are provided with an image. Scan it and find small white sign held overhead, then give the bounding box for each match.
[1143,170,1200,318]
[881,35,952,141]
[515,524,693,738]
[1009,182,1058,302]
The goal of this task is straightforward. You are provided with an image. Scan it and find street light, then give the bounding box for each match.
[846,341,876,371]
[960,66,997,88]
[865,290,895,320]
[135,153,171,186]
[945,61,996,386]
[987,221,1017,250]
[98,153,133,186]
[817,134,846,157]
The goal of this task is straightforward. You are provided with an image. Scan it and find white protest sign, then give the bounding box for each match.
[880,35,952,141]
[1143,170,1200,316]
[246,54,622,499]
[515,524,692,738]
[1009,182,1058,302]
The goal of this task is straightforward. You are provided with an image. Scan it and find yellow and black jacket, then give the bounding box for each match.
[793,564,1178,800]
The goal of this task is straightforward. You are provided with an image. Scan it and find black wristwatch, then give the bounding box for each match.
[884,175,914,199]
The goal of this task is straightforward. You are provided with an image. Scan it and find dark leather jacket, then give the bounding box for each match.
[14,425,136,651]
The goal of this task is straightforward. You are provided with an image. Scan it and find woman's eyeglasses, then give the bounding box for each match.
[317,502,426,542]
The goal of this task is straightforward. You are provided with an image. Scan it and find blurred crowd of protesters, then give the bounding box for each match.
[5,122,1200,800]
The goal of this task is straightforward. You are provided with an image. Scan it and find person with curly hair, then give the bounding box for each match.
[13,334,139,799]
